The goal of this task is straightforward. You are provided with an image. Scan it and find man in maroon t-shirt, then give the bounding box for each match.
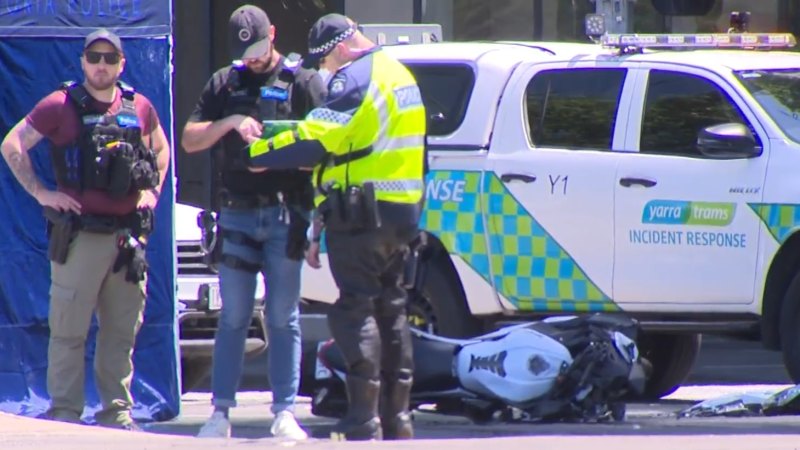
[0,28,170,430]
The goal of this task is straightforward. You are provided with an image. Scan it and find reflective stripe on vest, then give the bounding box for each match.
[313,51,426,207]
[369,179,425,193]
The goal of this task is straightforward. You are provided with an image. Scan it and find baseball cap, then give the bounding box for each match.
[84,28,123,54]
[229,4,272,60]
[302,13,358,69]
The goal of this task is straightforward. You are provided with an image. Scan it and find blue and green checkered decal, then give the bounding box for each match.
[749,203,800,243]
[420,170,617,313]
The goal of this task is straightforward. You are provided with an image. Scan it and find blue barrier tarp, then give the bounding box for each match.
[0,0,178,423]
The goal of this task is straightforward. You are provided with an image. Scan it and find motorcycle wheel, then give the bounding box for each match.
[463,404,496,425]
[611,403,626,422]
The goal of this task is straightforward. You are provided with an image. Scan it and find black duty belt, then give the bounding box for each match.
[220,191,308,210]
[77,212,139,234]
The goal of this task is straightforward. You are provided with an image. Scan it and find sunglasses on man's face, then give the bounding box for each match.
[84,51,121,65]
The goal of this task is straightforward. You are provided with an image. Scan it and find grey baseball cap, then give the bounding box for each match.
[229,4,272,60]
[84,28,123,53]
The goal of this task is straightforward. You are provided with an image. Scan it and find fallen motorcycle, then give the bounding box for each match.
[299,313,649,424]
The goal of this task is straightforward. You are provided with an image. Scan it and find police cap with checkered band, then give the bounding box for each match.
[229,4,272,61]
[302,13,358,69]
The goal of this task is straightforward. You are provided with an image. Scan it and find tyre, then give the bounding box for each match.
[637,332,702,399]
[408,254,483,338]
[779,271,800,382]
[611,403,626,422]
[463,404,496,425]
[180,357,212,394]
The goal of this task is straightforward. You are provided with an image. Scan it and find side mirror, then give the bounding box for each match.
[696,123,762,159]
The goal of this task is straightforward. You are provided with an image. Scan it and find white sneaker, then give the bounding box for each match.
[270,411,308,440]
[196,411,231,438]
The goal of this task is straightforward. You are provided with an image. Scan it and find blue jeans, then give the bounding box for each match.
[211,205,305,414]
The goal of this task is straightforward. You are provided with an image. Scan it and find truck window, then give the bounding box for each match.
[525,68,627,151]
[404,63,475,137]
[640,70,750,156]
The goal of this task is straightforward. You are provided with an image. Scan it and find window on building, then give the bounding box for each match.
[405,63,475,136]
[639,70,750,156]
[525,68,627,150]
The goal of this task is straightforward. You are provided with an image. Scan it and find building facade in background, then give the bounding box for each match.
[411,0,800,42]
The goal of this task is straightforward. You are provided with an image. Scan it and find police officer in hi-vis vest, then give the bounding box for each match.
[247,13,427,441]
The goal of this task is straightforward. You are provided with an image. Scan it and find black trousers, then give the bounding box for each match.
[325,224,418,382]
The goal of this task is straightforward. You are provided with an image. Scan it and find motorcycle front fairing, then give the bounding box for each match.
[454,326,573,407]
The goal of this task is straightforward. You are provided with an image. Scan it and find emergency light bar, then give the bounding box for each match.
[600,33,797,50]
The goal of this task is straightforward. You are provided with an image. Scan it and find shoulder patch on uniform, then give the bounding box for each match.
[394,85,423,110]
[329,78,346,95]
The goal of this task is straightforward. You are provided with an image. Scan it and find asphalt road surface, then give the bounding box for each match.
[3,335,800,450]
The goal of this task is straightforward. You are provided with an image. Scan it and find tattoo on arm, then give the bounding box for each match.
[7,151,41,198]
[2,123,44,199]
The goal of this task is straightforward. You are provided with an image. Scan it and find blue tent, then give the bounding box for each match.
[0,1,178,422]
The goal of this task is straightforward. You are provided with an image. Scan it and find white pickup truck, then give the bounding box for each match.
[300,32,800,398]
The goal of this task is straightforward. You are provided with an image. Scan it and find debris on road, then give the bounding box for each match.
[677,384,800,418]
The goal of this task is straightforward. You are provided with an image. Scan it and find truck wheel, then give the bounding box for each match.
[409,255,483,338]
[637,332,701,399]
[181,358,212,394]
[779,271,800,382]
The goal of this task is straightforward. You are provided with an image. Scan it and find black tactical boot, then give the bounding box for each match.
[380,376,414,439]
[330,376,382,441]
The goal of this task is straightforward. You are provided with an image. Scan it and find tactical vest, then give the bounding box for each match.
[52,81,159,199]
[219,53,303,173]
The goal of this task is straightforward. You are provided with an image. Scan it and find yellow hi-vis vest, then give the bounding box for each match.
[250,48,426,212]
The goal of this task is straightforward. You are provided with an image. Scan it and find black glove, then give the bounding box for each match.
[113,235,148,283]
[126,246,148,283]
[112,244,134,274]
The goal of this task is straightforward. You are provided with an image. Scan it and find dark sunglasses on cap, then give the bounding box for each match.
[84,51,121,65]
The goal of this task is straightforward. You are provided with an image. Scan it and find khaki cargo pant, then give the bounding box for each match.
[46,230,147,426]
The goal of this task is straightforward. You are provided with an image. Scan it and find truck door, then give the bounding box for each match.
[400,61,502,314]
[486,62,638,313]
[613,66,768,306]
